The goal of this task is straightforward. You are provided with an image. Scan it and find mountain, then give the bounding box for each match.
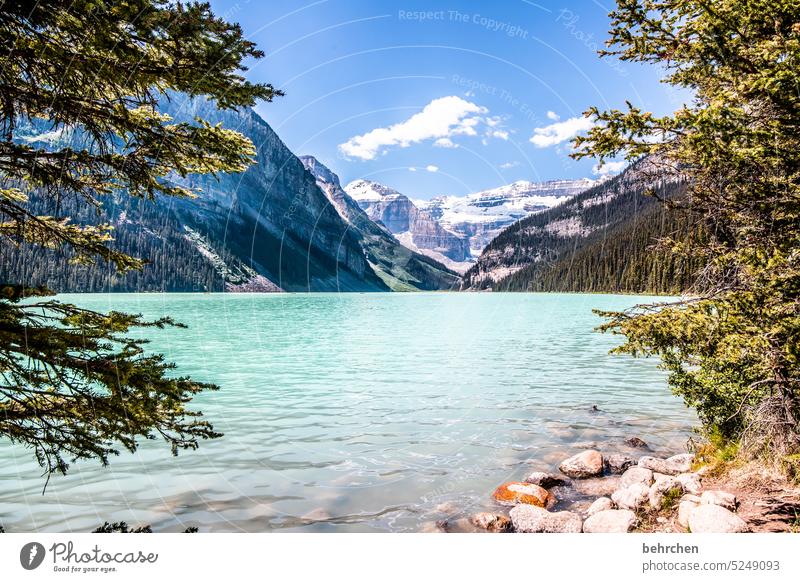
[299,156,460,291]
[462,161,700,294]
[344,180,472,269]
[1,95,392,292]
[419,179,598,255]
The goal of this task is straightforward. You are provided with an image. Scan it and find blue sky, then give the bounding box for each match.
[208,0,687,199]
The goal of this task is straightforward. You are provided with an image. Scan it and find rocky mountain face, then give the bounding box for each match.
[345,180,472,268]
[299,156,460,291]
[461,160,696,293]
[1,95,392,292]
[419,179,598,255]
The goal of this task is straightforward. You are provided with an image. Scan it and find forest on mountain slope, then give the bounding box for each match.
[463,167,700,294]
[498,185,702,294]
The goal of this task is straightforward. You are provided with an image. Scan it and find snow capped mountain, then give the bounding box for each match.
[461,158,685,291]
[299,158,460,290]
[345,177,600,267]
[346,179,406,203]
[419,179,599,254]
[344,179,472,268]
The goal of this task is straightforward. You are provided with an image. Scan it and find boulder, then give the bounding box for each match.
[470,512,512,532]
[677,496,701,530]
[583,509,638,533]
[639,454,694,476]
[605,453,635,474]
[509,505,583,533]
[676,472,702,495]
[648,477,684,510]
[624,437,649,449]
[612,483,650,511]
[700,490,737,511]
[587,497,615,516]
[666,453,695,473]
[688,504,749,533]
[619,466,654,489]
[573,476,620,497]
[653,472,672,485]
[492,482,554,508]
[559,450,604,479]
[525,471,569,488]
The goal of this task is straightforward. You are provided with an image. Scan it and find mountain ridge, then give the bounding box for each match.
[462,160,699,294]
[345,179,473,269]
[1,96,394,292]
[300,156,461,291]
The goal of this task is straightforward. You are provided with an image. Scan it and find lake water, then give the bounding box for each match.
[0,293,696,532]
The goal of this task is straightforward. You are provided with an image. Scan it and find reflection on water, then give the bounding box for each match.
[0,293,695,532]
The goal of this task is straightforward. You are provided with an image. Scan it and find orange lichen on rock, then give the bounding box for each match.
[492,482,554,507]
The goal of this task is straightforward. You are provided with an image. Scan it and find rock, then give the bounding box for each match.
[583,509,637,533]
[434,502,458,514]
[667,453,695,473]
[653,472,672,485]
[587,497,615,516]
[676,472,702,495]
[619,466,654,489]
[700,490,737,511]
[492,482,554,508]
[612,483,650,511]
[605,453,635,474]
[470,512,512,533]
[559,450,604,479]
[573,476,620,497]
[648,477,684,510]
[639,454,694,476]
[688,504,749,533]
[638,456,670,474]
[677,496,701,529]
[301,508,332,521]
[624,437,649,449]
[509,505,583,533]
[435,518,474,533]
[525,471,569,488]
[574,441,601,450]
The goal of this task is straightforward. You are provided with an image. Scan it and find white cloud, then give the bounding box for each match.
[408,167,417,172]
[339,96,489,160]
[546,111,560,121]
[592,160,627,176]
[529,116,594,148]
[426,165,439,173]
[434,137,457,148]
[491,130,509,140]
[499,161,519,170]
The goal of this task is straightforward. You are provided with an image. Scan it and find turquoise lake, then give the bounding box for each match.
[0,293,696,532]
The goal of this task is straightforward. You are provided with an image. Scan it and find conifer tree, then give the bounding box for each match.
[0,1,281,474]
[575,0,800,459]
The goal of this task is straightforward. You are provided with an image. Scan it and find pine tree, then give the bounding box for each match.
[0,1,281,475]
[575,0,800,459]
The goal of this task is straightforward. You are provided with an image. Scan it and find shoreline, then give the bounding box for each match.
[435,439,800,534]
